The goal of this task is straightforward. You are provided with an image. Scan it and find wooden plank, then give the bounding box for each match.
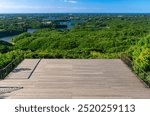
[0,59,150,99]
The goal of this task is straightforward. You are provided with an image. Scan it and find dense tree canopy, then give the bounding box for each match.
[0,14,150,78]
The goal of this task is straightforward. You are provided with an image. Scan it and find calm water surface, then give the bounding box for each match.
[0,29,38,42]
[0,19,85,42]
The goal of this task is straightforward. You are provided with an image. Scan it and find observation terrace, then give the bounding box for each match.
[0,59,150,99]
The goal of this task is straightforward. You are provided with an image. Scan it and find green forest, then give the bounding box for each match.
[0,14,150,79]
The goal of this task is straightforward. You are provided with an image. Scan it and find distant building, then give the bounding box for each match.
[42,21,52,24]
[118,15,123,18]
[18,17,23,20]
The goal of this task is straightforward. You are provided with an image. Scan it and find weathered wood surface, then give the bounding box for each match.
[0,59,150,99]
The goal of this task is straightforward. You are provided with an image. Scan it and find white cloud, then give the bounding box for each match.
[0,0,83,13]
[64,0,77,4]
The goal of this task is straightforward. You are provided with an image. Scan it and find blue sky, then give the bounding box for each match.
[0,0,150,13]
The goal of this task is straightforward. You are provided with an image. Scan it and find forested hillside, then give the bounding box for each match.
[0,14,150,77]
[0,41,13,53]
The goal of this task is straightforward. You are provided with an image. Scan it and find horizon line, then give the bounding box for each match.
[0,12,150,14]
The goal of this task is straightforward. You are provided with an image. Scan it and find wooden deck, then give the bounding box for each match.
[0,59,150,99]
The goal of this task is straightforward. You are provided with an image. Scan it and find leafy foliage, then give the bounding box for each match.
[0,40,14,53]
[1,14,150,77]
[129,34,150,73]
[0,50,24,69]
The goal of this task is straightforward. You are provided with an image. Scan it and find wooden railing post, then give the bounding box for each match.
[138,68,140,75]
[0,70,1,79]
[144,73,146,80]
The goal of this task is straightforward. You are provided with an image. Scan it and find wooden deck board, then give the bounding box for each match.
[0,59,150,99]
